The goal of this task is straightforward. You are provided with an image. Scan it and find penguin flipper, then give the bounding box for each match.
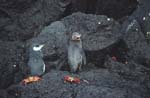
[80,49,86,65]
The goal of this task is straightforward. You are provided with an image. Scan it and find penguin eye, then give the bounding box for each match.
[35,45,39,47]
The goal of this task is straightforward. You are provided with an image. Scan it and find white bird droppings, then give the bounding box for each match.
[13,65,17,67]
[143,17,146,21]
[107,18,110,21]
[98,22,101,24]
[148,13,150,17]
[135,28,138,31]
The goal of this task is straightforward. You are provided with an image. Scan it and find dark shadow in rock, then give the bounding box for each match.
[107,40,129,64]
[121,18,150,68]
[63,0,138,19]
[131,0,150,34]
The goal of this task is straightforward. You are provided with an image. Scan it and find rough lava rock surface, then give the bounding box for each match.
[121,18,150,67]
[0,41,26,89]
[6,60,150,98]
[0,0,69,41]
[67,0,137,19]
[131,0,150,35]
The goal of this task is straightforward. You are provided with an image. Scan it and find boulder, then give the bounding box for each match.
[131,0,150,35]
[121,18,150,67]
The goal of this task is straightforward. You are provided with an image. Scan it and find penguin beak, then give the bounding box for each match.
[72,35,81,41]
[75,35,81,41]
[39,44,45,50]
[40,44,45,48]
[71,32,82,41]
[33,44,45,51]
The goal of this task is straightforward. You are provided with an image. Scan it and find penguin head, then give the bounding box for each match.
[32,44,45,51]
[28,43,45,59]
[71,32,81,41]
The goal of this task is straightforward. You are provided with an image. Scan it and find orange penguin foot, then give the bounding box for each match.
[21,76,41,85]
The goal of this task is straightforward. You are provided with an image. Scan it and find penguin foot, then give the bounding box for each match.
[21,76,41,85]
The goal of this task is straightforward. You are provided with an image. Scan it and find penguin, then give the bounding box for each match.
[28,43,45,76]
[68,32,86,73]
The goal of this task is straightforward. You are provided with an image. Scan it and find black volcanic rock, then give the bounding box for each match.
[6,60,150,98]
[0,0,68,41]
[131,0,150,35]
[132,0,150,22]
[66,0,138,19]
[95,0,138,19]
[0,41,26,89]
[104,58,150,97]
[121,18,150,67]
[142,15,150,35]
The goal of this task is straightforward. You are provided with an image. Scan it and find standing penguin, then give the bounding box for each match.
[68,32,86,73]
[28,43,45,76]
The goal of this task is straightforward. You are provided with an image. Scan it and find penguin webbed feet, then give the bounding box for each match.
[70,65,82,73]
[78,64,82,72]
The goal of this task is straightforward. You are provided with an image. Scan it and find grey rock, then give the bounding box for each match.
[121,18,150,67]
[131,0,150,35]
[0,41,27,89]
[0,0,67,41]
[6,65,149,98]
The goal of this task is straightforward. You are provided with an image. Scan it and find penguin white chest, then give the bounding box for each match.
[43,62,45,72]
